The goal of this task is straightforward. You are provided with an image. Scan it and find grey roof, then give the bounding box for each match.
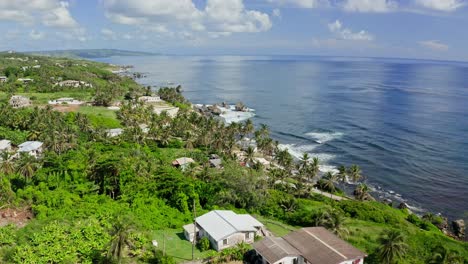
[209,158,222,167]
[283,227,366,264]
[18,141,43,152]
[0,140,12,150]
[183,223,199,234]
[196,210,263,241]
[253,237,301,264]
[173,157,195,166]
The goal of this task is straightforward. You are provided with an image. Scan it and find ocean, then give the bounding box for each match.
[97,55,468,220]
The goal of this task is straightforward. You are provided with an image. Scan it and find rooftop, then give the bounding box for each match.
[0,139,12,150]
[18,141,43,152]
[195,210,263,241]
[283,227,366,264]
[253,237,301,264]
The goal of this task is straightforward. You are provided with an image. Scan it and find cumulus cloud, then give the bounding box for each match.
[266,0,326,8]
[342,0,398,12]
[102,0,272,38]
[0,0,79,28]
[29,30,45,40]
[328,20,374,41]
[414,0,465,11]
[419,40,449,51]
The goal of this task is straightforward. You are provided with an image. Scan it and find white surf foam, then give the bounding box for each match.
[218,105,255,124]
[278,144,319,159]
[318,165,339,174]
[305,131,344,144]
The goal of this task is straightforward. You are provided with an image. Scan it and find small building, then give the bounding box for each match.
[193,210,264,251]
[237,137,258,152]
[209,158,222,168]
[48,98,83,105]
[32,65,41,69]
[172,157,195,170]
[17,78,34,84]
[183,223,200,243]
[0,76,7,83]
[106,128,123,138]
[56,80,92,88]
[0,140,12,153]
[254,157,271,168]
[153,106,179,118]
[9,95,31,108]
[138,96,162,103]
[254,227,366,264]
[18,141,43,158]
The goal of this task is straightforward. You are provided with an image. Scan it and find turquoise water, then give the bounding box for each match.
[98,55,468,219]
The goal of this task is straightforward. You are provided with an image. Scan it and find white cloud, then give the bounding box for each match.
[43,1,78,28]
[328,20,374,41]
[101,28,117,40]
[0,0,79,28]
[102,0,272,39]
[342,0,398,12]
[29,30,45,40]
[419,40,449,51]
[266,0,326,8]
[414,0,465,11]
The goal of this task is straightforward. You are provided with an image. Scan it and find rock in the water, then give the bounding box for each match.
[452,219,465,239]
[437,217,449,234]
[398,202,409,210]
[383,199,392,206]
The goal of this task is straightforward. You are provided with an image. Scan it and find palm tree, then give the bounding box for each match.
[316,210,349,238]
[17,153,40,183]
[337,165,347,182]
[348,164,362,183]
[309,157,320,182]
[377,230,408,264]
[321,172,337,195]
[428,246,463,264]
[244,146,255,167]
[107,216,134,264]
[354,183,370,201]
[0,152,16,175]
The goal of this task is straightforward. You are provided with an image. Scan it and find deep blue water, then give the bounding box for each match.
[98,55,468,219]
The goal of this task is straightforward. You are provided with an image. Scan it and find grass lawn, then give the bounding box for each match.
[0,91,94,105]
[76,106,121,128]
[151,229,214,262]
[253,215,297,236]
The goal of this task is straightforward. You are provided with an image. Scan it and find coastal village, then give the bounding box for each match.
[0,52,466,263]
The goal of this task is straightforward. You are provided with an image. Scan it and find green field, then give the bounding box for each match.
[76,106,121,128]
[151,229,214,262]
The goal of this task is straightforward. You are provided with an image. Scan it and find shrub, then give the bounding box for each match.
[197,237,211,252]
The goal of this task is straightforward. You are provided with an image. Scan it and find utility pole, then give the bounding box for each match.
[192,197,196,260]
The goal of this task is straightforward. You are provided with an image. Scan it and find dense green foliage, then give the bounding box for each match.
[0,53,466,264]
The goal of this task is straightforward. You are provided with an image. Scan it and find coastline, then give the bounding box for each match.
[117,62,466,241]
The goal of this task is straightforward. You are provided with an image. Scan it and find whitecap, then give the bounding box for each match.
[318,165,339,174]
[277,144,318,159]
[305,131,344,144]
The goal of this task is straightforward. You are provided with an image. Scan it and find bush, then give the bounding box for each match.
[197,237,211,251]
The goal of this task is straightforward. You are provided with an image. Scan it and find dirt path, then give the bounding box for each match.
[0,207,33,227]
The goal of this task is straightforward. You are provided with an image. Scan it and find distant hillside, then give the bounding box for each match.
[27,49,159,59]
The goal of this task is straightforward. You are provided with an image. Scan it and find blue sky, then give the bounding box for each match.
[0,0,467,61]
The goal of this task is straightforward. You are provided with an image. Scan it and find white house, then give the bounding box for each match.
[18,141,43,158]
[0,76,7,83]
[138,96,162,103]
[9,95,31,108]
[172,157,195,171]
[48,98,83,105]
[106,128,123,138]
[183,223,200,243]
[56,80,93,88]
[17,78,34,84]
[254,227,366,264]
[192,210,264,251]
[236,137,258,152]
[0,140,12,153]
